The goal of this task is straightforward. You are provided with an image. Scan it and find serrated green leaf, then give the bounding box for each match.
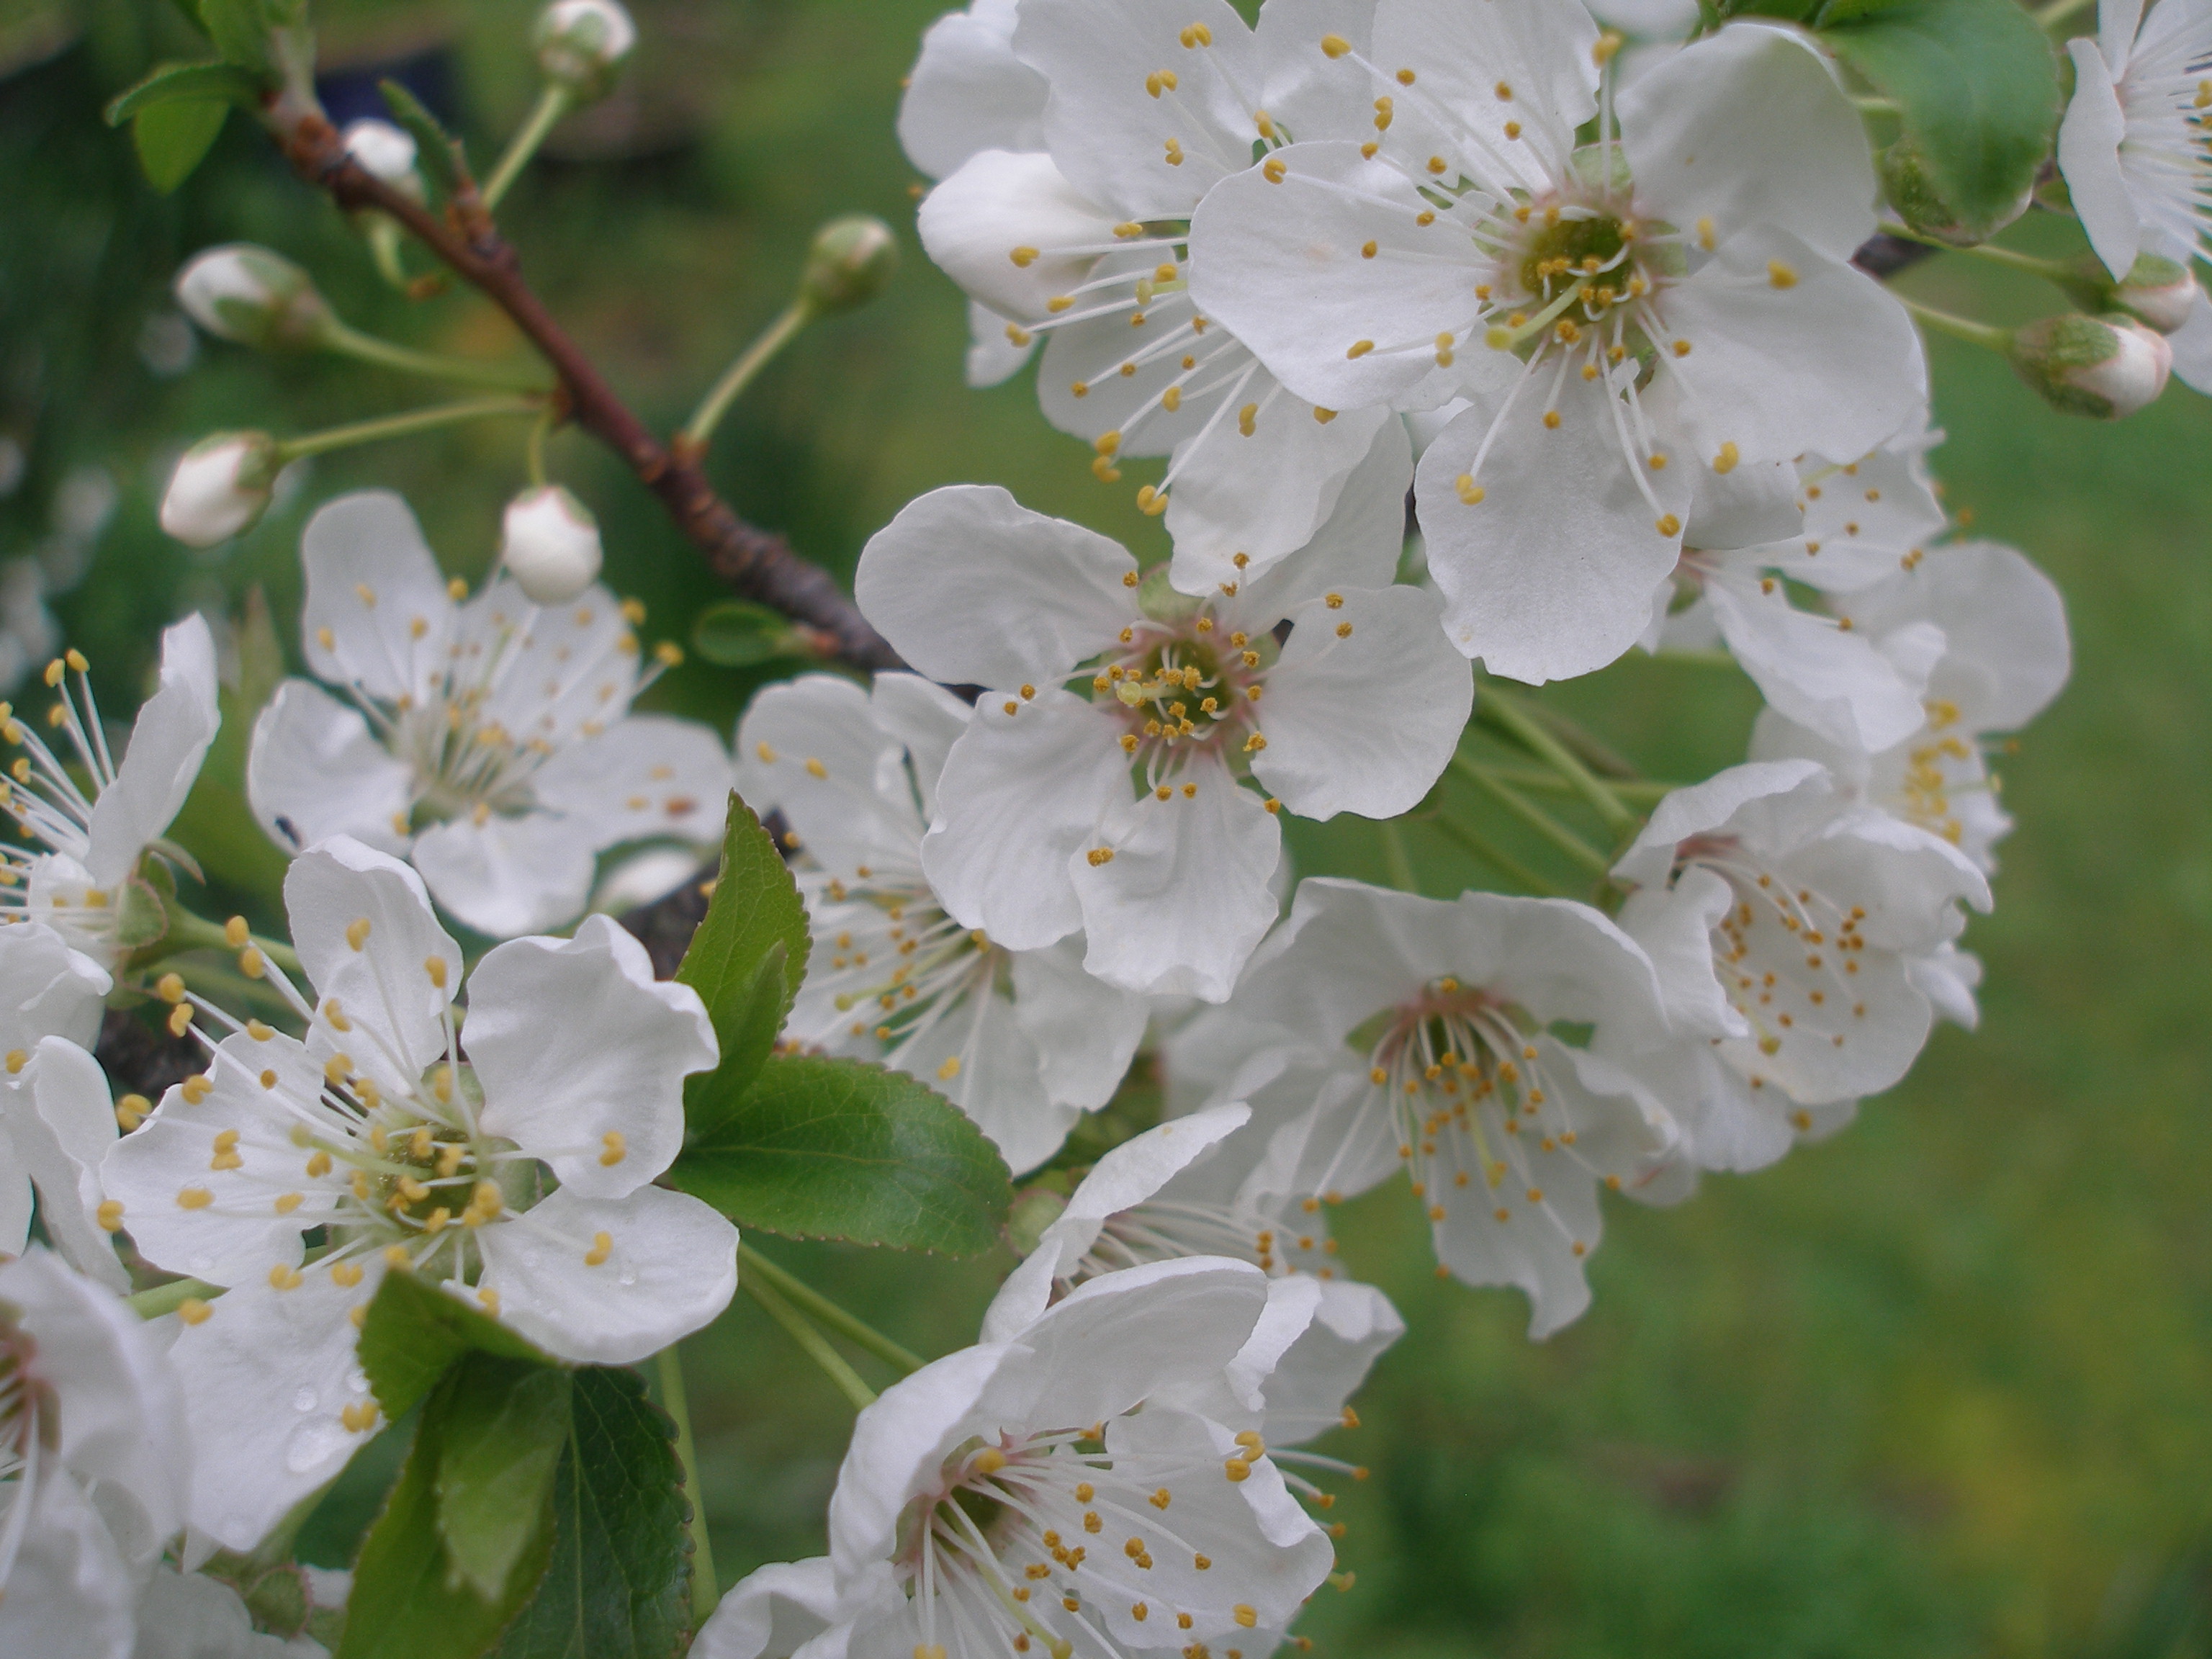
[1820,0,2059,235]
[338,1370,557,1659]
[377,78,464,195]
[676,795,810,1135]
[691,601,806,667]
[104,60,264,125]
[491,1368,691,1659]
[132,99,228,193]
[356,1269,559,1424]
[670,1054,1012,1254]
[196,0,270,71]
[434,1358,572,1604]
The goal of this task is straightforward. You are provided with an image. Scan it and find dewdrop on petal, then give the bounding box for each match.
[533,0,637,98]
[2009,313,2173,419]
[174,244,331,352]
[159,432,279,547]
[500,485,603,604]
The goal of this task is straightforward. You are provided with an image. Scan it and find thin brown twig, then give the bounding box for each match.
[270,107,902,673]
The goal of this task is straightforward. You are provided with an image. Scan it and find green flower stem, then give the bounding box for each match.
[273,396,542,463]
[742,1272,878,1411]
[1449,756,1614,877]
[1877,222,2080,286]
[1476,765,1679,805]
[655,1344,721,1625]
[320,318,549,393]
[679,301,814,450]
[481,84,575,212]
[367,218,412,292]
[737,1244,925,1376]
[1429,809,1564,897]
[1851,95,1901,114]
[526,404,553,488]
[156,903,302,975]
[127,1277,220,1318]
[1379,819,1419,893]
[1477,688,1638,835]
[1897,295,2013,354]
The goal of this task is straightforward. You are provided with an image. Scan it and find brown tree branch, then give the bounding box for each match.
[271,109,903,673]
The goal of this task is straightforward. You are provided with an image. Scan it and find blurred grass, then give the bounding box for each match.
[4,1,2211,1654]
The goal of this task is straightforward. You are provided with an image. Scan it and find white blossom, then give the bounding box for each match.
[737,672,1148,1175]
[534,0,637,92]
[245,491,730,938]
[897,0,1047,184]
[1,616,220,972]
[1606,760,1990,1173]
[853,431,1469,1002]
[100,837,734,1550]
[1187,12,1925,680]
[2058,0,2212,282]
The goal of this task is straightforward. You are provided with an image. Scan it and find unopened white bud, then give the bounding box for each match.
[500,485,603,604]
[2113,254,2199,334]
[175,245,331,351]
[161,433,279,547]
[800,215,899,316]
[533,0,637,97]
[342,119,423,196]
[2010,313,2173,419]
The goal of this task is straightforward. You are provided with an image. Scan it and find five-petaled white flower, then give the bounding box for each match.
[1185,877,1683,1337]
[736,670,1148,1175]
[1,616,220,972]
[819,1255,1336,1659]
[246,490,732,938]
[853,445,1469,1002]
[1606,760,1990,1174]
[912,0,1412,592]
[100,837,734,1550]
[0,1249,189,1658]
[1187,9,1925,681]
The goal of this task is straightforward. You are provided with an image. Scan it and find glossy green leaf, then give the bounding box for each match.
[675,794,810,1137]
[670,1054,1012,1254]
[356,1269,559,1424]
[434,1359,572,1604]
[104,60,264,126]
[491,1368,691,1659]
[132,99,228,194]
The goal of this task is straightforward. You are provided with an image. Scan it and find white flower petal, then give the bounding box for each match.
[2058,38,2143,279]
[882,978,1066,1176]
[0,1468,136,1659]
[1370,0,1600,193]
[916,150,1119,320]
[477,1186,737,1364]
[1256,1275,1404,1447]
[469,914,716,1196]
[868,673,973,819]
[1614,866,1745,1040]
[245,680,415,858]
[1007,936,1149,1111]
[462,578,640,749]
[1184,408,1412,604]
[691,1557,840,1659]
[9,1040,125,1291]
[531,714,730,852]
[1703,566,1933,751]
[897,6,1047,180]
[963,298,1038,387]
[734,675,920,876]
[855,485,1137,687]
[1612,757,1828,888]
[410,811,599,939]
[283,838,458,1095]
[1845,539,2071,732]
[298,491,454,704]
[0,921,110,1055]
[1251,584,1471,819]
[82,615,220,889]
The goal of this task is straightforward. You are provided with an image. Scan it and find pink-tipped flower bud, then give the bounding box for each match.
[500,485,603,604]
[161,433,280,547]
[533,0,637,99]
[2009,313,2172,419]
[174,245,331,352]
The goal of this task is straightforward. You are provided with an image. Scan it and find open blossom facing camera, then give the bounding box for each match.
[246,490,731,937]
[1187,10,1925,680]
[99,837,734,1548]
[854,436,1467,1001]
[1,616,220,972]
[738,672,1148,1174]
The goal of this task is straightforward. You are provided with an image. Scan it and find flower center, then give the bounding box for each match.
[1087,615,1267,781]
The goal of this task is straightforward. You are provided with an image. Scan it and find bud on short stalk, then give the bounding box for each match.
[174,245,333,354]
[160,433,280,546]
[533,0,637,99]
[341,118,424,200]
[799,215,899,317]
[500,485,603,604]
[2059,253,2202,335]
[2009,313,2174,419]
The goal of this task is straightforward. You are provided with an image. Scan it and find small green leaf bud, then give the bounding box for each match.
[2009,313,2173,419]
[161,432,280,546]
[1879,138,2030,248]
[533,0,637,99]
[500,485,603,604]
[174,244,331,351]
[799,215,900,317]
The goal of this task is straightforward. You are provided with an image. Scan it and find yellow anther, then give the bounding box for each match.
[1767,260,1798,289]
[1009,246,1040,267]
[158,972,186,1003]
[331,1260,365,1287]
[1087,847,1115,866]
[1237,402,1259,436]
[178,1298,212,1325]
[1656,514,1682,536]
[1593,29,1624,63]
[385,1244,413,1268]
[600,1130,627,1166]
[425,955,449,989]
[238,947,265,979]
[223,915,251,948]
[1713,441,1740,475]
[1321,31,1352,55]
[477,1287,499,1315]
[1235,1606,1259,1628]
[1263,156,1287,183]
[176,1184,215,1211]
[1346,338,1374,359]
[1224,1457,1251,1481]
[181,1074,213,1105]
[42,659,63,688]
[346,917,372,951]
[1696,215,1714,250]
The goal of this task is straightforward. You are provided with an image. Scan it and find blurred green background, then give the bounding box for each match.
[4,0,2210,1653]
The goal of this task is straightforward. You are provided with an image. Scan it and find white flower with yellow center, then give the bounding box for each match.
[0,616,220,971]
[737,671,1149,1175]
[246,490,731,938]
[1605,760,1989,1173]
[0,1249,188,1658]
[1193,878,1683,1337]
[853,436,1468,1003]
[912,0,1411,591]
[99,836,732,1550]
[1187,9,1925,681]
[819,1256,1335,1659]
